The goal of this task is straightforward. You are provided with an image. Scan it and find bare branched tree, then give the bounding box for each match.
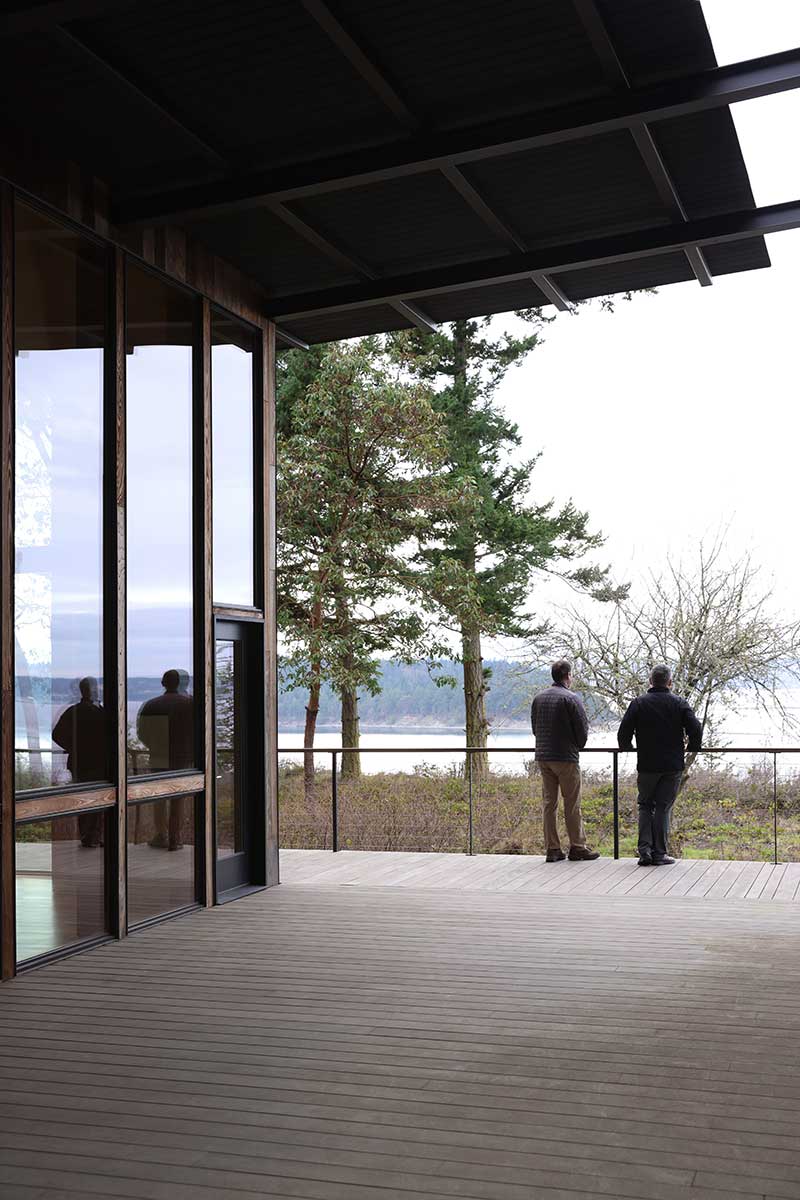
[539,539,800,773]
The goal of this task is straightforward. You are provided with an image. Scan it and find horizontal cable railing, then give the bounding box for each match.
[277,744,799,862]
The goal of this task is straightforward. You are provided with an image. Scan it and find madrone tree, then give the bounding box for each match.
[277,339,465,790]
[390,316,619,777]
[549,539,800,777]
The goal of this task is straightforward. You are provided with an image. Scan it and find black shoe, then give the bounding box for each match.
[545,849,566,862]
[568,846,600,861]
[637,853,653,867]
[652,855,676,866]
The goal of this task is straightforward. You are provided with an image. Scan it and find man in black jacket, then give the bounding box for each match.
[531,659,599,863]
[617,665,702,867]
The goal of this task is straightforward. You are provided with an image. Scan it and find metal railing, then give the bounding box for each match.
[277,744,800,862]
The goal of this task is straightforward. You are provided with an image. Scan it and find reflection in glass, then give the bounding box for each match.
[215,640,242,858]
[127,797,197,924]
[14,202,107,791]
[212,314,255,605]
[126,265,196,775]
[16,813,108,962]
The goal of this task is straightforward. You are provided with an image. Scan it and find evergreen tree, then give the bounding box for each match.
[277,339,464,790]
[390,315,620,776]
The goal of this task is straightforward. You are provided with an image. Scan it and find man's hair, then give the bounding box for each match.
[650,664,672,687]
[551,659,572,684]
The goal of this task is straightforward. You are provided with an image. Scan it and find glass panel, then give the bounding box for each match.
[212,314,255,606]
[126,265,197,775]
[14,202,108,791]
[16,813,108,962]
[215,639,242,857]
[127,796,197,924]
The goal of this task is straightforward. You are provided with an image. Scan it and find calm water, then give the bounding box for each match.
[278,690,800,775]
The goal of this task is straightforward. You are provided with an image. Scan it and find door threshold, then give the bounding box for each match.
[217,882,266,905]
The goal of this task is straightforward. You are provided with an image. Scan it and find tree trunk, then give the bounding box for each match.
[340,685,361,779]
[335,589,361,779]
[461,619,489,780]
[303,677,320,800]
[303,598,323,801]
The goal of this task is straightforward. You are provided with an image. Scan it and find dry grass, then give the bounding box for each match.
[278,758,800,861]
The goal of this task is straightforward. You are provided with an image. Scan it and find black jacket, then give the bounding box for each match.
[617,687,702,773]
[530,683,589,763]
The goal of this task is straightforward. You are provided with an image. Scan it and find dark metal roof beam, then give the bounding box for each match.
[439,165,567,310]
[268,201,438,333]
[573,0,711,287]
[52,25,228,168]
[439,164,525,252]
[270,198,799,320]
[115,47,800,224]
[275,325,311,351]
[532,274,572,312]
[299,0,416,127]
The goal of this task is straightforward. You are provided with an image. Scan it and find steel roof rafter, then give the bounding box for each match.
[299,0,417,128]
[268,200,438,333]
[52,25,228,168]
[438,164,570,311]
[572,0,712,286]
[114,47,800,225]
[270,198,800,322]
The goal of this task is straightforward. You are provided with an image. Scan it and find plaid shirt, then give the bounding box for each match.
[530,683,589,763]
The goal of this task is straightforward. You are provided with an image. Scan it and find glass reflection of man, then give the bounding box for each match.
[52,676,108,848]
[137,669,194,850]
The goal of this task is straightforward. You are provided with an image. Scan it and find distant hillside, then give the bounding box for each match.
[279,660,548,730]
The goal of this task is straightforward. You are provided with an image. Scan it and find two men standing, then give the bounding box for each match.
[532,660,702,866]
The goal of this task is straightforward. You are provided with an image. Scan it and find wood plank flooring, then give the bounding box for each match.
[281,849,800,902]
[1,850,800,1199]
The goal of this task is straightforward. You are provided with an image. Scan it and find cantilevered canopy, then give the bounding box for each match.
[2,0,799,344]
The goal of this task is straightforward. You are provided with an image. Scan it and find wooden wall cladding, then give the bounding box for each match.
[112,244,128,939]
[128,774,205,803]
[200,299,214,906]
[16,788,116,822]
[263,322,279,886]
[0,183,15,978]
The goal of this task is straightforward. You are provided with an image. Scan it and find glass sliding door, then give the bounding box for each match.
[14,202,109,793]
[126,265,198,777]
[215,621,263,894]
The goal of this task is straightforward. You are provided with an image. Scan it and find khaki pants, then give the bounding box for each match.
[539,761,586,851]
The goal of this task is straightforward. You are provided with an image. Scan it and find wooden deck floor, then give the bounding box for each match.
[1,851,800,1200]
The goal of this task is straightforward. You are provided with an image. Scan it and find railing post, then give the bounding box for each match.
[331,751,338,853]
[467,750,474,857]
[618,753,623,859]
[773,751,778,865]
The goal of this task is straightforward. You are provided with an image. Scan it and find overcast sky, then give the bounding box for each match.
[486,1,800,654]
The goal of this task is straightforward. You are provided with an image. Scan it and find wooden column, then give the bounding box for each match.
[263,321,279,884]
[112,245,128,938]
[200,298,215,905]
[0,185,14,976]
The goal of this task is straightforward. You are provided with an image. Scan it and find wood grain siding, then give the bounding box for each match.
[0,184,15,977]
[212,604,264,622]
[16,788,116,822]
[128,773,204,803]
[263,322,279,886]
[112,245,127,938]
[200,298,214,906]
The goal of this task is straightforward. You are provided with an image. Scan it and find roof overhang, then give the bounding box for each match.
[0,0,797,344]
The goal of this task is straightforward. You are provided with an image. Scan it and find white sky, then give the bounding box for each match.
[488,1,800,650]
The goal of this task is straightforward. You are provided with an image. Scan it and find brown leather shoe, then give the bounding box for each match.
[568,846,600,861]
[545,849,566,862]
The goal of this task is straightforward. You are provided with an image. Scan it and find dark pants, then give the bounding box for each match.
[637,771,681,860]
